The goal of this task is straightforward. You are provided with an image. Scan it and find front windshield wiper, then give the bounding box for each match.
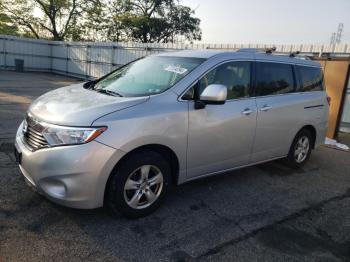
[96,89,123,97]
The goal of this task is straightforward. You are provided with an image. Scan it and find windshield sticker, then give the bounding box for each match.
[148,88,161,93]
[164,65,188,75]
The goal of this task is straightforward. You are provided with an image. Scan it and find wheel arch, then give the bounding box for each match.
[298,124,317,148]
[104,144,180,204]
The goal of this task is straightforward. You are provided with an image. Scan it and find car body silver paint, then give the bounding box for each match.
[28,83,149,126]
[186,97,257,178]
[15,121,126,208]
[15,49,329,208]
[200,84,227,102]
[93,91,189,182]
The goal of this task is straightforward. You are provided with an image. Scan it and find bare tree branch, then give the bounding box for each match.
[0,2,40,38]
[62,0,77,38]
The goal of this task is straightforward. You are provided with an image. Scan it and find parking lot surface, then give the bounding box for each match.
[1,71,350,262]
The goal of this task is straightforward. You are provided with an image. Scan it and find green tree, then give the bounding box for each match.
[0,12,20,36]
[92,0,202,43]
[0,0,202,43]
[0,0,92,40]
[82,0,127,41]
[120,0,201,43]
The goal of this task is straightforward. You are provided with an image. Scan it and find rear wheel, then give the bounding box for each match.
[285,129,313,168]
[106,151,171,218]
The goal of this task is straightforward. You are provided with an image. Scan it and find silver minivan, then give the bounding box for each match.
[15,49,329,217]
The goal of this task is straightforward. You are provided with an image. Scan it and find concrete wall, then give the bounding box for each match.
[1,34,350,79]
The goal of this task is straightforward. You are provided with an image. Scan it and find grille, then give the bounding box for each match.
[23,115,49,150]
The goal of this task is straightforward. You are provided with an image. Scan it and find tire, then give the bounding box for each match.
[285,129,313,169]
[106,151,171,218]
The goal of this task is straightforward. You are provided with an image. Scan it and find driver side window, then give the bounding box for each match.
[198,61,251,100]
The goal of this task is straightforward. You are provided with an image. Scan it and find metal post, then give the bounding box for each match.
[88,45,92,78]
[319,45,324,57]
[4,37,7,69]
[49,43,53,72]
[85,45,90,79]
[111,45,116,72]
[0,37,3,69]
[66,43,69,75]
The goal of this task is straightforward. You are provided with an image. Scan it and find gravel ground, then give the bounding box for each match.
[1,70,350,262]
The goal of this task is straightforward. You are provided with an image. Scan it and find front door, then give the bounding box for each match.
[186,61,257,178]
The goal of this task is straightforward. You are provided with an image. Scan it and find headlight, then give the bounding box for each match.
[42,125,107,146]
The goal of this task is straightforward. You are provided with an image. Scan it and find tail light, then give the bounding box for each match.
[326,96,331,106]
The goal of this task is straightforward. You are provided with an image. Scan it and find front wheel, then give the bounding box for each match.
[285,129,313,168]
[106,151,171,218]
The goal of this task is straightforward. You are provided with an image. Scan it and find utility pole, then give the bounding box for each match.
[335,23,344,44]
[330,23,344,45]
[330,32,336,45]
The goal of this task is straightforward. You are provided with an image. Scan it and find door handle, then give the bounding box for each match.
[241,108,253,115]
[260,105,272,112]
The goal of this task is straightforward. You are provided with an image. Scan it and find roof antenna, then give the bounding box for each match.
[289,51,300,57]
[265,46,276,54]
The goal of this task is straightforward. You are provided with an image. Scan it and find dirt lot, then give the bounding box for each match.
[1,71,350,262]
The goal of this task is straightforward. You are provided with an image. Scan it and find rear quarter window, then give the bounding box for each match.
[297,66,324,92]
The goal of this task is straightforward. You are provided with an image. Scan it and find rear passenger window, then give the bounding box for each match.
[297,66,324,92]
[255,62,294,96]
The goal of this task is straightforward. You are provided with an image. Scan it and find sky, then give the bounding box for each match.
[182,0,350,44]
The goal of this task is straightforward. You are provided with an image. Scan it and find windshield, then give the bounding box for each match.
[93,56,205,97]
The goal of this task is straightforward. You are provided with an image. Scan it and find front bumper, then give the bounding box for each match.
[15,122,126,209]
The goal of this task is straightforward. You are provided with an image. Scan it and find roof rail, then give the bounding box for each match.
[289,51,300,57]
[236,48,259,53]
[237,47,276,54]
[289,51,311,60]
[237,48,311,60]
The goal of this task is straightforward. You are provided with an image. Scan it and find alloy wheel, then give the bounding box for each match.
[294,136,310,163]
[123,165,164,209]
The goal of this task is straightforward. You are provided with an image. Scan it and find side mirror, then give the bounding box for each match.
[83,80,97,89]
[200,84,227,104]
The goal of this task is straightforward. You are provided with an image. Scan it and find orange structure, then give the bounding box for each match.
[313,56,350,139]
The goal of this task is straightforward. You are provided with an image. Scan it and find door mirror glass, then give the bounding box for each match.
[200,84,227,104]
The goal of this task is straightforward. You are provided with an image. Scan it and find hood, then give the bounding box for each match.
[28,83,149,126]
